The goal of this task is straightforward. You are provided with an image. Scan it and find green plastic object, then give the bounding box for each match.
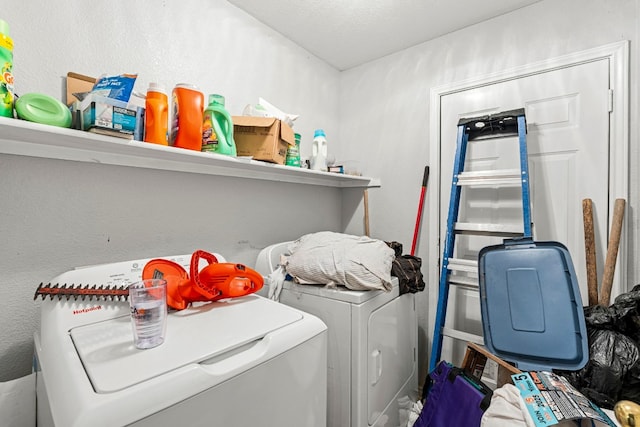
[201,94,236,156]
[15,93,72,128]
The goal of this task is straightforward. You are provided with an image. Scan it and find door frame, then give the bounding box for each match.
[426,40,630,355]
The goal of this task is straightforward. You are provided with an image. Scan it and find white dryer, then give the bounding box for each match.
[255,242,418,427]
[34,253,327,427]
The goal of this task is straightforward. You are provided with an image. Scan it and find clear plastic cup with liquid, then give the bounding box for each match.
[128,279,168,349]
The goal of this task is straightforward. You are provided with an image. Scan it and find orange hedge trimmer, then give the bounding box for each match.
[34,250,264,310]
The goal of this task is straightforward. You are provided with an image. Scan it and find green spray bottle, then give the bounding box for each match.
[0,19,14,118]
[201,94,236,156]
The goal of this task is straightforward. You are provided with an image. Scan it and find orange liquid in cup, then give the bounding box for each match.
[170,84,204,151]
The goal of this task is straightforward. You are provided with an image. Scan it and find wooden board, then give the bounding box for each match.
[462,342,521,388]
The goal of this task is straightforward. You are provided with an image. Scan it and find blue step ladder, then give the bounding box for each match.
[429,108,532,372]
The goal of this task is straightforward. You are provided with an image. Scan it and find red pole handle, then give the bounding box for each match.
[411,166,430,256]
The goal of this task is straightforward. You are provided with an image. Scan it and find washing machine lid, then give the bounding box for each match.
[70,295,302,393]
[280,277,399,304]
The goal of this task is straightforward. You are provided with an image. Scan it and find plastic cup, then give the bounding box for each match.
[128,279,168,349]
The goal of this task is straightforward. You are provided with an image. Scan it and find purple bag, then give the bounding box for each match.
[414,361,492,427]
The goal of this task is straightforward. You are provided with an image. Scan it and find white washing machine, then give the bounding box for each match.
[255,242,418,427]
[34,252,327,427]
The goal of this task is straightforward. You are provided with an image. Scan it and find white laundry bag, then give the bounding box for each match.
[283,231,395,292]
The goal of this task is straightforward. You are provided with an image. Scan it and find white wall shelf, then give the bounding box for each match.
[0,117,380,188]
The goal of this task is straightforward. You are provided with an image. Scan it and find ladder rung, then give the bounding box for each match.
[454,222,524,237]
[457,169,523,186]
[442,327,485,346]
[448,274,479,290]
[446,258,478,273]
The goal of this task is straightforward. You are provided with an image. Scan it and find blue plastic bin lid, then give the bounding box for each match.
[478,238,588,372]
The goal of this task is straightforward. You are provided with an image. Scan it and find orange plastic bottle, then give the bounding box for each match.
[144,83,168,145]
[170,83,204,151]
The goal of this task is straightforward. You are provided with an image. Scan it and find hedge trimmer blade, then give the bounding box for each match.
[34,283,129,301]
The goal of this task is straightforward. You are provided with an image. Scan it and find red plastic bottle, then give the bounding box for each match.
[144,83,168,145]
[170,83,204,151]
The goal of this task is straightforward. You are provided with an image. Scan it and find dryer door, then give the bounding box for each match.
[367,293,417,425]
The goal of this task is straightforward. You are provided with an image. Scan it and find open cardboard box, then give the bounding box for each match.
[232,116,295,165]
[462,341,521,388]
[66,72,96,106]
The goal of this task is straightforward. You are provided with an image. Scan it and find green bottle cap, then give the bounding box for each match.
[0,19,9,36]
[209,94,225,106]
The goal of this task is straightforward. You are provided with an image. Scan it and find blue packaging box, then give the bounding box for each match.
[80,94,138,138]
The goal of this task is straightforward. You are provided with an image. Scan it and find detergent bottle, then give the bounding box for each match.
[170,83,204,151]
[285,132,301,167]
[202,94,236,156]
[143,82,168,145]
[310,129,328,171]
[0,18,14,118]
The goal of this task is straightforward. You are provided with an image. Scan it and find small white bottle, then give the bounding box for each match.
[310,129,328,171]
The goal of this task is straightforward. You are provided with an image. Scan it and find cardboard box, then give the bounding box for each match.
[462,342,521,387]
[66,72,96,106]
[233,116,295,164]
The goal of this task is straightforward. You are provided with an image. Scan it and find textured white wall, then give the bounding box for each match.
[0,0,345,381]
[339,0,639,385]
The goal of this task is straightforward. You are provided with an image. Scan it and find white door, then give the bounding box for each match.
[436,58,613,365]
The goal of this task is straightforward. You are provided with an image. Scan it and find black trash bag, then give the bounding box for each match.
[622,361,640,403]
[583,304,616,328]
[583,285,640,330]
[564,329,640,408]
[609,285,640,343]
[559,284,640,409]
